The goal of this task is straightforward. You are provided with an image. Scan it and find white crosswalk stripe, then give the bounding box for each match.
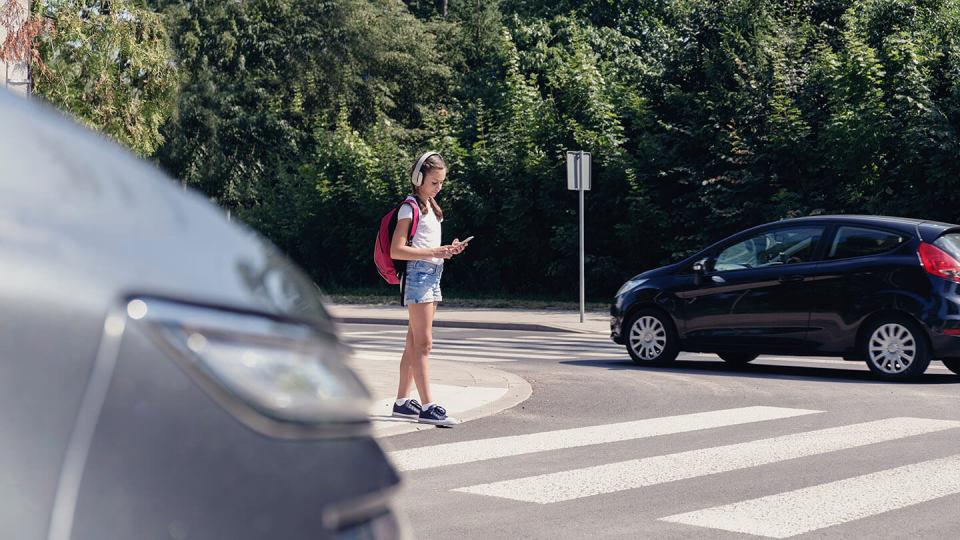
[344,331,625,363]
[471,336,622,347]
[451,417,960,504]
[661,454,960,538]
[340,329,410,336]
[349,341,621,357]
[350,344,573,360]
[389,406,821,471]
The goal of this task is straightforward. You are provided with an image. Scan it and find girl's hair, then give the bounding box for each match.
[411,153,445,220]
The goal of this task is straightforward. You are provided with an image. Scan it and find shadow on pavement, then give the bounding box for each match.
[368,415,418,424]
[560,357,960,385]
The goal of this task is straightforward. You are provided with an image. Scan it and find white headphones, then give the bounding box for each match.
[411,151,440,187]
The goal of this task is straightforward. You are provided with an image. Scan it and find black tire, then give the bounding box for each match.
[861,316,931,380]
[624,308,680,365]
[942,359,960,376]
[718,352,759,365]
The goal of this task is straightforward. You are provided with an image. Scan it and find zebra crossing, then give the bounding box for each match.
[344,330,628,363]
[388,406,820,471]
[389,406,960,538]
[343,328,954,372]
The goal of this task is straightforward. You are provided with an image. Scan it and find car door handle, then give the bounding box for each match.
[711,275,726,284]
[778,274,805,283]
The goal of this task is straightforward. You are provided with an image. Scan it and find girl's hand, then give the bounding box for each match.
[451,238,467,255]
[431,246,455,259]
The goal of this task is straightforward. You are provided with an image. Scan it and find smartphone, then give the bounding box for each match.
[461,235,475,244]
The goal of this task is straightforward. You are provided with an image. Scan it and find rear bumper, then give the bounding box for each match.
[929,332,960,359]
[924,279,960,359]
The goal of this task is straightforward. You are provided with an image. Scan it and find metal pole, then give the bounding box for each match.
[578,151,585,323]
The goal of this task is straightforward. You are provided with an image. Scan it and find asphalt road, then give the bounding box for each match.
[341,323,960,540]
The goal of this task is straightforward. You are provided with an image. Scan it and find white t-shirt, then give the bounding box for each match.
[398,196,443,264]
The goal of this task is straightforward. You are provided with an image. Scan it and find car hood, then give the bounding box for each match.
[0,91,332,331]
[628,262,681,283]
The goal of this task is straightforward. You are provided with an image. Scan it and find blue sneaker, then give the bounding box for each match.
[392,399,422,419]
[418,404,459,426]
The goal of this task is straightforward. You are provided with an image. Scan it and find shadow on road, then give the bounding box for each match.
[560,357,960,385]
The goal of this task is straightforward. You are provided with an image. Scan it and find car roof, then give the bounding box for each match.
[771,214,959,232]
[687,213,960,263]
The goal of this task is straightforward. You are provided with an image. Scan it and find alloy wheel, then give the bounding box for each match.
[629,316,667,361]
[867,323,916,374]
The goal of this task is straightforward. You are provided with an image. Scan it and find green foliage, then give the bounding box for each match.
[151,0,451,210]
[33,0,960,299]
[32,0,178,156]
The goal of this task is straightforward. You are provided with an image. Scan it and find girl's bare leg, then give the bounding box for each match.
[407,301,437,404]
[396,326,415,399]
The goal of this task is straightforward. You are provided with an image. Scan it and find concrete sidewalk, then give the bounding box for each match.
[347,354,532,438]
[332,304,609,437]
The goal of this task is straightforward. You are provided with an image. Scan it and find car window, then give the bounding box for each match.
[934,233,960,259]
[828,226,904,260]
[715,227,824,271]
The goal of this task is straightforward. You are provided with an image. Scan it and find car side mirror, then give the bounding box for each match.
[692,258,709,285]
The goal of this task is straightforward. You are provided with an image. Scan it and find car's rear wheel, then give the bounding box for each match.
[941,359,960,375]
[718,352,759,365]
[861,317,930,380]
[625,308,679,365]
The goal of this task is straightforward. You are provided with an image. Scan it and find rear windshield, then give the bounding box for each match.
[934,233,960,259]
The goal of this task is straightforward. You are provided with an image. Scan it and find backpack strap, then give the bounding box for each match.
[405,199,421,242]
[398,199,421,307]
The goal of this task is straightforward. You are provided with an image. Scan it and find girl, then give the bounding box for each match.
[389,152,467,426]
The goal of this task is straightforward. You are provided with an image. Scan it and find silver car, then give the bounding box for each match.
[0,90,402,539]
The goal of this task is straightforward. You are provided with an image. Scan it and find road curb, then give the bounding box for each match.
[456,367,533,425]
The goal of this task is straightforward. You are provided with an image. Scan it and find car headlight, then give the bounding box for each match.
[616,278,647,297]
[131,297,370,431]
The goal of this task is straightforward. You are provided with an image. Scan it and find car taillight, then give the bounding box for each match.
[918,242,960,283]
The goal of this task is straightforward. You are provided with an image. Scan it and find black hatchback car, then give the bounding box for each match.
[611,215,960,380]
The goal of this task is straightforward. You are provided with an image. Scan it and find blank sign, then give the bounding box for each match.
[566,151,591,190]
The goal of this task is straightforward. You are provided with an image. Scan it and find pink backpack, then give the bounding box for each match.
[374,198,421,287]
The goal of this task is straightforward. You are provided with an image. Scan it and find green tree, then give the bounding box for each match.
[34,0,960,298]
[153,0,453,210]
[32,0,178,156]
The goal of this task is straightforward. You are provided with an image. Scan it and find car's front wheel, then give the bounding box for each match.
[718,352,758,365]
[941,359,960,375]
[861,317,930,380]
[625,308,679,365]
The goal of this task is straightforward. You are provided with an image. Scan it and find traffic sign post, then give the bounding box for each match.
[566,151,591,323]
